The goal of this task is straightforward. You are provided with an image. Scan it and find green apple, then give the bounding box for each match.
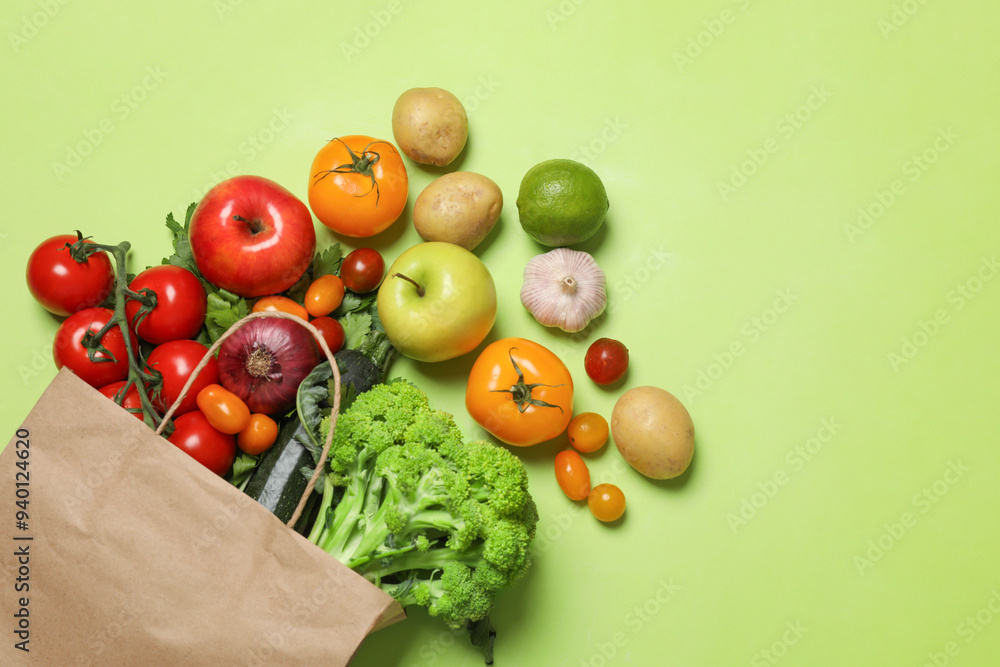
[377,242,497,363]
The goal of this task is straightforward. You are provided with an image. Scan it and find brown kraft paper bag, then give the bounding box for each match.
[0,367,404,666]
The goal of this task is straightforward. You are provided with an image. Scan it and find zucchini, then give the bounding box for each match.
[335,348,380,395]
[243,417,316,532]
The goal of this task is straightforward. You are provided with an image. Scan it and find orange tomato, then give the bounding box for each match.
[554,450,591,500]
[307,135,408,237]
[238,413,279,455]
[196,384,251,435]
[252,295,309,321]
[465,337,573,447]
[567,412,609,453]
[588,483,626,522]
[304,274,345,317]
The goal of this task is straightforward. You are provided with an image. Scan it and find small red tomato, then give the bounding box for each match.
[125,265,207,344]
[167,410,236,476]
[588,483,626,522]
[97,380,144,420]
[310,316,345,354]
[340,248,385,293]
[53,307,135,388]
[304,274,345,317]
[252,295,309,320]
[584,338,629,385]
[147,340,218,416]
[554,449,591,501]
[26,234,115,316]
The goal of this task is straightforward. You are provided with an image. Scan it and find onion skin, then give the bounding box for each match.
[216,317,321,415]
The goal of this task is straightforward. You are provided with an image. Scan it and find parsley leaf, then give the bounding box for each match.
[342,311,372,350]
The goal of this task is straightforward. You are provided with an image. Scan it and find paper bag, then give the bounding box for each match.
[0,368,404,666]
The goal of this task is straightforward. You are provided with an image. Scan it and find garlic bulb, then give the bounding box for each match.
[520,248,607,332]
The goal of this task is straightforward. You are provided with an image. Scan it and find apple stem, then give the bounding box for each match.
[392,272,425,298]
[232,214,266,234]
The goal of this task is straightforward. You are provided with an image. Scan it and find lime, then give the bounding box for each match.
[516,159,609,247]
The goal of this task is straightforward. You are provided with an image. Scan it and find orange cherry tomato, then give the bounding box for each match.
[307,135,408,237]
[567,412,609,453]
[196,383,251,435]
[310,316,345,354]
[238,413,279,455]
[588,483,626,522]
[304,274,345,317]
[554,450,591,501]
[252,295,309,321]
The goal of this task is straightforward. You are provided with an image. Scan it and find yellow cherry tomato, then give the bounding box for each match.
[252,295,309,320]
[238,413,279,455]
[304,274,345,318]
[567,412,609,453]
[196,383,251,435]
[588,483,626,522]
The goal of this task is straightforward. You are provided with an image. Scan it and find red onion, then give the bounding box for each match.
[216,317,321,415]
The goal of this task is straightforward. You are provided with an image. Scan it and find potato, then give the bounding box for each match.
[391,87,468,166]
[611,386,694,480]
[413,172,502,250]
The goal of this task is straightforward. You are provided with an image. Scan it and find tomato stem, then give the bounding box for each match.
[312,137,397,206]
[489,347,565,414]
[391,273,425,298]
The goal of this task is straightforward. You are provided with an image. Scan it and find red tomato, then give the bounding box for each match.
[167,410,236,476]
[26,234,115,316]
[584,338,629,385]
[340,248,385,293]
[310,316,345,354]
[53,307,135,388]
[147,340,218,416]
[125,265,207,344]
[554,450,591,501]
[97,380,144,420]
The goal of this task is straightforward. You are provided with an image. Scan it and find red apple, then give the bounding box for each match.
[189,175,316,297]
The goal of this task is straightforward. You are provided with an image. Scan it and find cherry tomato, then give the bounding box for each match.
[26,234,115,316]
[466,337,574,447]
[238,413,279,455]
[98,380,143,420]
[340,248,385,293]
[147,340,218,416]
[196,383,251,434]
[584,338,629,385]
[554,450,591,501]
[308,135,409,237]
[53,307,135,388]
[167,410,236,476]
[304,274,345,317]
[310,316,345,354]
[588,483,626,522]
[567,412,609,453]
[125,265,207,344]
[252,295,309,320]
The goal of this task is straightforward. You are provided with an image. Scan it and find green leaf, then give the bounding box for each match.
[228,452,260,490]
[467,616,496,665]
[296,361,334,463]
[333,291,376,317]
[342,311,372,350]
[205,290,249,343]
[312,243,343,278]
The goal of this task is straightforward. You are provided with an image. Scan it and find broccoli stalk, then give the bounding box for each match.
[306,380,538,663]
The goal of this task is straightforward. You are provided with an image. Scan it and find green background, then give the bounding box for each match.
[3,1,999,665]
